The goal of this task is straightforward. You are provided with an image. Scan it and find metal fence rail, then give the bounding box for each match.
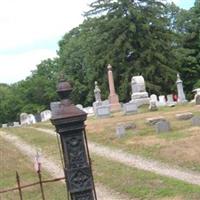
[0,170,65,200]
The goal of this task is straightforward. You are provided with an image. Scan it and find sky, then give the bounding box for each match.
[0,0,196,84]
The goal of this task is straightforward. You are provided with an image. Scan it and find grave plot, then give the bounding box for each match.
[85,103,200,172]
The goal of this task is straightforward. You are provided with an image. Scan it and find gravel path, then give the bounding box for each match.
[0,131,130,200]
[33,127,200,186]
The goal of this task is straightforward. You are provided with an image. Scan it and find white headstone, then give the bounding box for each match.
[158,95,166,106]
[13,122,20,127]
[150,94,158,103]
[149,100,158,111]
[2,124,7,128]
[40,110,52,122]
[167,94,174,103]
[28,114,36,124]
[167,94,176,106]
[131,76,150,106]
[20,113,30,125]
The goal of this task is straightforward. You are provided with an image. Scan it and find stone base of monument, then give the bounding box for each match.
[95,105,111,118]
[130,98,150,107]
[123,102,138,115]
[131,92,148,99]
[177,99,188,104]
[93,101,102,112]
[109,94,121,112]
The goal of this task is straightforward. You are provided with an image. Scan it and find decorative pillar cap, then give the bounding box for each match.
[51,77,87,124]
[56,75,72,100]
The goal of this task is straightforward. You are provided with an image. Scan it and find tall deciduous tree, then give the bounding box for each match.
[176,0,200,97]
[59,0,178,103]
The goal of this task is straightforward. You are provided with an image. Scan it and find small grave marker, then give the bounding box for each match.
[176,112,193,120]
[116,123,125,138]
[155,120,171,133]
[191,116,200,126]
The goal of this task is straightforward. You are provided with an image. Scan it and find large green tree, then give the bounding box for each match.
[175,0,200,98]
[58,0,178,104]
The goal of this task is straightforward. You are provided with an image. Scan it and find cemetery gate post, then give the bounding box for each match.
[50,78,97,200]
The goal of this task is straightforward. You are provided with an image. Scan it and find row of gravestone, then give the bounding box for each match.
[1,110,52,128]
[92,72,200,118]
[116,113,200,137]
[20,110,52,125]
[147,112,200,133]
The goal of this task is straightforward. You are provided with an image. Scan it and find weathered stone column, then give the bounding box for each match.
[176,73,187,103]
[50,78,97,200]
[107,64,121,111]
[94,81,102,103]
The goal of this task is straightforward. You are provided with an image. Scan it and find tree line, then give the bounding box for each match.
[0,0,199,123]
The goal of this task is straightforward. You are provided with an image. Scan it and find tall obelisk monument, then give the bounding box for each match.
[107,64,121,111]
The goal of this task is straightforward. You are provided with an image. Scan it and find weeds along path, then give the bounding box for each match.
[33,127,200,186]
[0,131,130,200]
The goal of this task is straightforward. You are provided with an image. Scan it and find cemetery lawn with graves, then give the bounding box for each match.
[1,125,200,199]
[86,103,200,172]
[0,137,68,200]
[1,103,200,199]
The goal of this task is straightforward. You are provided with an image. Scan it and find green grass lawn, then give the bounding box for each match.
[84,104,200,171]
[2,126,200,199]
[92,154,200,200]
[0,137,67,200]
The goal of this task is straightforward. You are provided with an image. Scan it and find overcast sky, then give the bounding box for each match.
[0,0,195,84]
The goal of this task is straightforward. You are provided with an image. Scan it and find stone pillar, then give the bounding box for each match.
[176,73,187,103]
[50,78,97,200]
[94,81,101,103]
[107,64,121,111]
